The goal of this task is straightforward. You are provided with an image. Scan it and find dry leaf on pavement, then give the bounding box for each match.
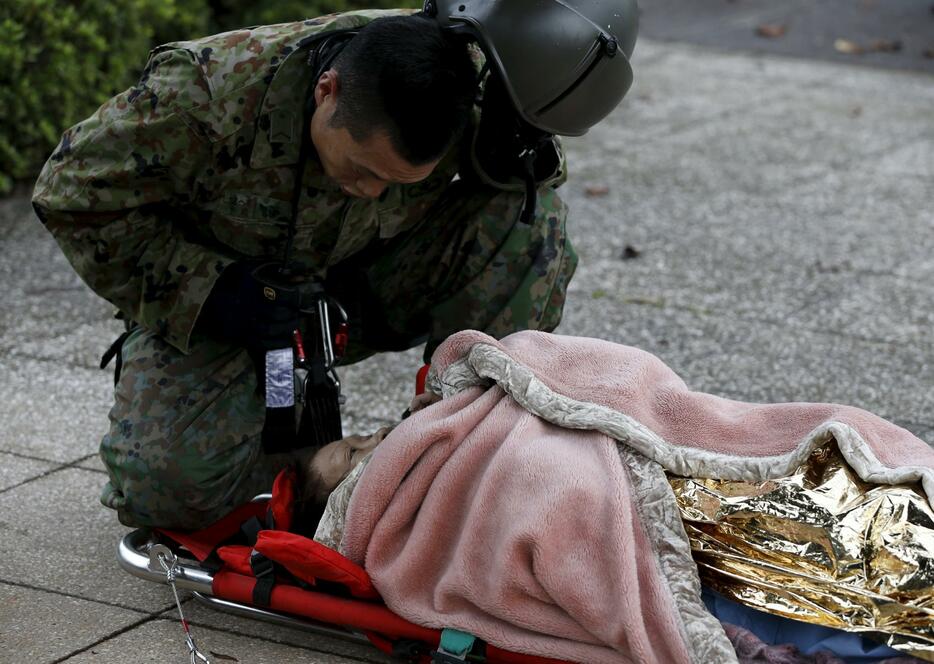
[756,24,787,39]
[869,39,902,52]
[621,245,642,260]
[585,185,610,197]
[834,39,864,54]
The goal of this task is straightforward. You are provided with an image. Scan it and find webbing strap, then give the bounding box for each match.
[250,550,276,606]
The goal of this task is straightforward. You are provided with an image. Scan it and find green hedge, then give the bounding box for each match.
[0,0,418,196]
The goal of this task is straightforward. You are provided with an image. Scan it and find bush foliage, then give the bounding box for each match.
[0,0,418,196]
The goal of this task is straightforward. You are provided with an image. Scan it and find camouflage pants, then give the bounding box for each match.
[100,183,577,529]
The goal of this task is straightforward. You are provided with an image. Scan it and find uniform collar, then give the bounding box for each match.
[249,13,385,170]
[249,36,318,169]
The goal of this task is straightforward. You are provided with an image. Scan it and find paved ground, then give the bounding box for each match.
[2,31,933,664]
[639,0,934,74]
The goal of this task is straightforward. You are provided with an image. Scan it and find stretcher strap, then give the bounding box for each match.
[211,571,571,664]
[158,500,267,562]
[213,570,439,640]
[416,363,430,396]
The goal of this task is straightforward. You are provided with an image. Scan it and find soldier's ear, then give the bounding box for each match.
[314,68,340,107]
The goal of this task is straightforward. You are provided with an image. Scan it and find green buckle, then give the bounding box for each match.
[431,628,477,663]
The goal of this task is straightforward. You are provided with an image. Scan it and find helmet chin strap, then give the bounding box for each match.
[515,125,554,223]
[519,146,538,224]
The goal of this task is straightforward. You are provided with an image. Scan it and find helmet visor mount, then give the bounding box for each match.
[426,0,636,136]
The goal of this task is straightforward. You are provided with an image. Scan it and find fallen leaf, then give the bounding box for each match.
[756,24,787,39]
[591,289,607,299]
[849,106,863,118]
[585,185,610,197]
[834,39,864,55]
[869,39,902,52]
[621,245,642,260]
[209,652,239,662]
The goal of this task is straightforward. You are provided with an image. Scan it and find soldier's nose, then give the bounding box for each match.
[359,178,388,199]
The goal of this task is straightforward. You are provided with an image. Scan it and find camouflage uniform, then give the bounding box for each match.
[32,9,577,529]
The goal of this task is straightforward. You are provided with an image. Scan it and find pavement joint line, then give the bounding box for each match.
[0,449,76,465]
[0,455,104,497]
[0,578,165,616]
[5,350,103,373]
[154,614,382,661]
[49,613,164,664]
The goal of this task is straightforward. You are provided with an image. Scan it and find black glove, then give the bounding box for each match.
[199,262,302,352]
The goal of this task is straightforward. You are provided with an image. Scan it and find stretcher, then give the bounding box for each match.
[117,470,564,664]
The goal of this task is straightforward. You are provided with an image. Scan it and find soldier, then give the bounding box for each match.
[32,2,638,529]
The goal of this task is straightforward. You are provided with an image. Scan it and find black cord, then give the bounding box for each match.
[282,31,358,273]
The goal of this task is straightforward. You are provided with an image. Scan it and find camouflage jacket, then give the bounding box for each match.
[33,9,496,353]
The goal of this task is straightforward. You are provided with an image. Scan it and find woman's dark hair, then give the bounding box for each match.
[289,459,330,538]
[330,15,478,165]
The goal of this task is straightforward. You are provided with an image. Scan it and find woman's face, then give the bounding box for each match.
[310,427,391,493]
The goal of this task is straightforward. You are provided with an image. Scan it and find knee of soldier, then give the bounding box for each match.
[99,423,266,530]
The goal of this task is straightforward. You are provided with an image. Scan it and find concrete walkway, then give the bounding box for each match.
[2,37,933,663]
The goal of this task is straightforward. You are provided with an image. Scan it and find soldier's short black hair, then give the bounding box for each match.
[330,15,477,166]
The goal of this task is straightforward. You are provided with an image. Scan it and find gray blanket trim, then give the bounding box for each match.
[438,342,934,664]
[618,445,738,664]
[442,344,934,503]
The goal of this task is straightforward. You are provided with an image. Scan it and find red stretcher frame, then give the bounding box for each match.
[117,496,568,664]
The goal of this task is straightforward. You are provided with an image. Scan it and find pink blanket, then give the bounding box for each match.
[341,331,934,664]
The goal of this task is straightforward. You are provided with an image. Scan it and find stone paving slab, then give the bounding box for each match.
[0,469,176,612]
[60,618,376,664]
[0,582,146,664]
[0,452,57,492]
[172,600,395,663]
[0,358,112,463]
[75,455,108,474]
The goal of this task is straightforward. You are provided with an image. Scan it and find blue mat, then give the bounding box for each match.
[702,588,905,663]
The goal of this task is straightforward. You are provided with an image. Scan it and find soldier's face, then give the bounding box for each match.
[311,70,439,199]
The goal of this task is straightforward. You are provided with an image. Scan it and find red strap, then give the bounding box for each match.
[415,364,430,396]
[254,530,379,599]
[268,467,296,531]
[213,570,439,641]
[157,500,267,562]
[215,545,253,576]
[212,571,569,663]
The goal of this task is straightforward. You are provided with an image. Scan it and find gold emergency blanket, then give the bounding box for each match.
[669,439,934,661]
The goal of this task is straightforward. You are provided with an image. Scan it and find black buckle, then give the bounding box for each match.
[392,639,427,660]
[429,649,468,664]
[250,550,276,606]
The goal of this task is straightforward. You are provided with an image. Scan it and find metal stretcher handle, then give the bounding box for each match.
[116,527,370,645]
[117,529,214,594]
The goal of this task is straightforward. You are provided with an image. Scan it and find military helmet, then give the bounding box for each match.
[424,0,639,136]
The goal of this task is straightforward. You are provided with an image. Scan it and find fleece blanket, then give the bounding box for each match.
[340,330,934,664]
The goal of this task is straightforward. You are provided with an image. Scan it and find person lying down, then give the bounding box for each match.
[289,330,934,664]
